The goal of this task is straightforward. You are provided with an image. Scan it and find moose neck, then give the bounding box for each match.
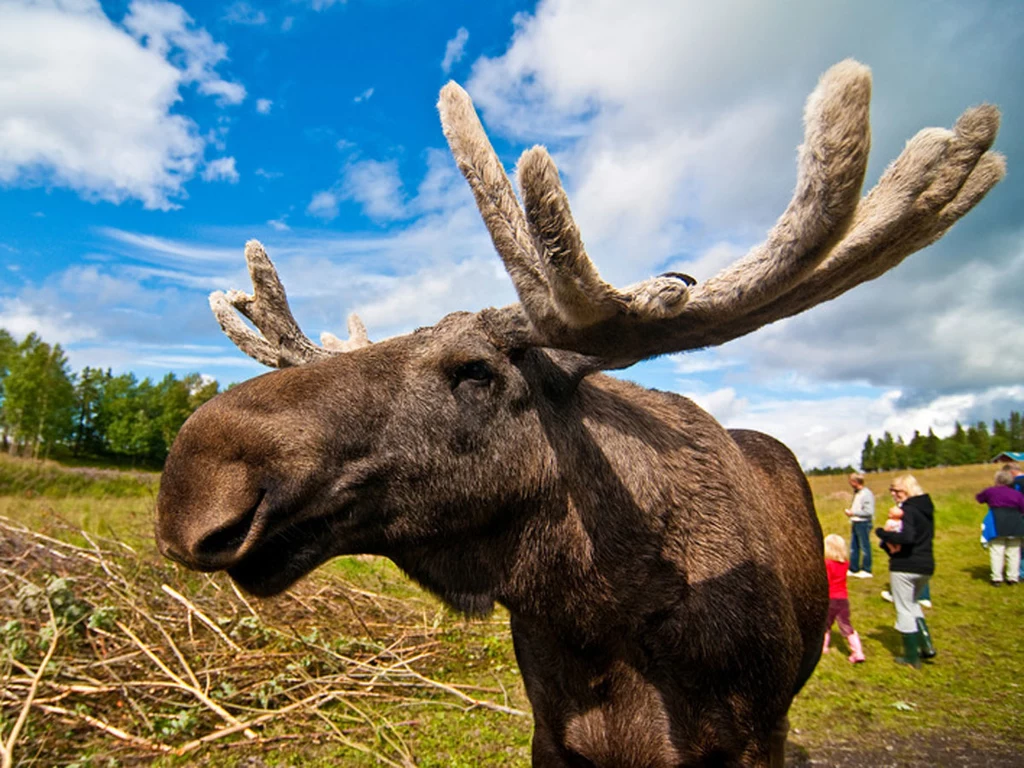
[390,373,705,648]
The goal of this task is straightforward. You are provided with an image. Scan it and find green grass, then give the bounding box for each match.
[1,456,1022,766]
[0,451,158,500]
[795,465,1024,748]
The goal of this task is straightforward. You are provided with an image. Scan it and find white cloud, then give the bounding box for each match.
[0,0,244,209]
[340,159,405,221]
[254,168,282,179]
[223,2,267,25]
[122,1,246,106]
[267,218,290,231]
[201,156,239,183]
[441,27,469,74]
[99,227,237,263]
[280,15,294,31]
[0,297,98,346]
[686,384,1024,470]
[353,87,374,103]
[256,98,273,114]
[307,190,340,220]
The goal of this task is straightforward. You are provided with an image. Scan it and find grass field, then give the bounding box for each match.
[1,454,1022,766]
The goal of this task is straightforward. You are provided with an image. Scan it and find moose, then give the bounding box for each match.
[156,60,1003,766]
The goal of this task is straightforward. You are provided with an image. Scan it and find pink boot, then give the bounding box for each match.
[846,632,865,663]
[822,631,831,654]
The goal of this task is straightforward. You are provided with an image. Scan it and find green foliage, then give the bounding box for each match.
[854,410,1024,472]
[0,326,222,469]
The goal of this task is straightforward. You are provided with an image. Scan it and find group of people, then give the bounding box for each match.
[823,472,937,670]
[822,463,1024,670]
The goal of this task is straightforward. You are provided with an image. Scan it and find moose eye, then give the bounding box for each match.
[452,360,494,386]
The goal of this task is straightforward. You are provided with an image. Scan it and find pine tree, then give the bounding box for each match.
[861,435,876,472]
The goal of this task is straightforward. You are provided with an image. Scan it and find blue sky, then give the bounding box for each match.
[1,0,1022,468]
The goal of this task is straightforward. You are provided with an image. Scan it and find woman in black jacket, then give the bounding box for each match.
[876,474,936,669]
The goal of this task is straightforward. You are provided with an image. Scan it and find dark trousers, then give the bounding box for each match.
[849,520,873,574]
[826,598,854,635]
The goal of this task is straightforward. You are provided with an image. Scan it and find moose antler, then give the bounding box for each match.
[442,59,1004,368]
[209,240,370,368]
[212,60,1003,372]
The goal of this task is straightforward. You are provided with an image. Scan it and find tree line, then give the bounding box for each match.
[860,411,1024,472]
[0,329,221,467]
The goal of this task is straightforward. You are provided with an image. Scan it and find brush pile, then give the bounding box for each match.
[0,516,524,767]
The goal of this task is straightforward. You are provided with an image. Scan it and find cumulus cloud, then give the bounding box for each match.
[458,0,1022,421]
[201,156,239,183]
[441,27,469,74]
[0,0,245,209]
[686,383,1024,469]
[256,98,273,114]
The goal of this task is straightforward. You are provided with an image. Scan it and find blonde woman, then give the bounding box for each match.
[823,534,866,663]
[875,474,936,668]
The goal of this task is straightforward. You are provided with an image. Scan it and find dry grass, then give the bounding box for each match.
[0,514,526,767]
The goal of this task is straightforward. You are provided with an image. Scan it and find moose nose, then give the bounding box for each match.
[156,473,265,571]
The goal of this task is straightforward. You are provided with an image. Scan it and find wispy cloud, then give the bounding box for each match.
[441,27,469,74]
[223,2,267,26]
[98,228,238,264]
[353,87,374,103]
[256,98,273,114]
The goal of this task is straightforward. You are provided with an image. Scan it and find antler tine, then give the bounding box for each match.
[210,240,371,368]
[468,61,1001,369]
[438,83,552,325]
[321,313,371,352]
[687,105,1005,349]
[681,60,872,321]
[449,61,871,356]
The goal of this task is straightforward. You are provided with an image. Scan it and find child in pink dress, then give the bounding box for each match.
[823,534,866,663]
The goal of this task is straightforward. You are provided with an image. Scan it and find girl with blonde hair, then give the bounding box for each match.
[822,533,865,663]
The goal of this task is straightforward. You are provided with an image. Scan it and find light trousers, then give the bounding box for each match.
[890,571,928,633]
[989,537,1021,583]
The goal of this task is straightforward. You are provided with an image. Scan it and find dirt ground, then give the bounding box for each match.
[786,733,1023,767]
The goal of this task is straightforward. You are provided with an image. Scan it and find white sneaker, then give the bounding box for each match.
[881,590,893,602]
[858,571,873,579]
[918,599,932,608]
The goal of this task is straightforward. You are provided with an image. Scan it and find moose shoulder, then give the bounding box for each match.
[156,60,1003,767]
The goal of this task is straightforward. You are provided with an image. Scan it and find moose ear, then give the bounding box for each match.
[522,348,605,400]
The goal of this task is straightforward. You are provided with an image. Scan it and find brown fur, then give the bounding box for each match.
[157,313,827,766]
[158,59,1005,767]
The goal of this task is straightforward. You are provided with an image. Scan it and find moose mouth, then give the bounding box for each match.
[226,511,339,597]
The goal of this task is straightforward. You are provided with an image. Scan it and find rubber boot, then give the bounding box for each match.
[916,618,936,659]
[822,631,831,654]
[895,632,921,669]
[846,632,865,663]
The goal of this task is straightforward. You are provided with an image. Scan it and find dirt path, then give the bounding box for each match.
[787,734,1023,767]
